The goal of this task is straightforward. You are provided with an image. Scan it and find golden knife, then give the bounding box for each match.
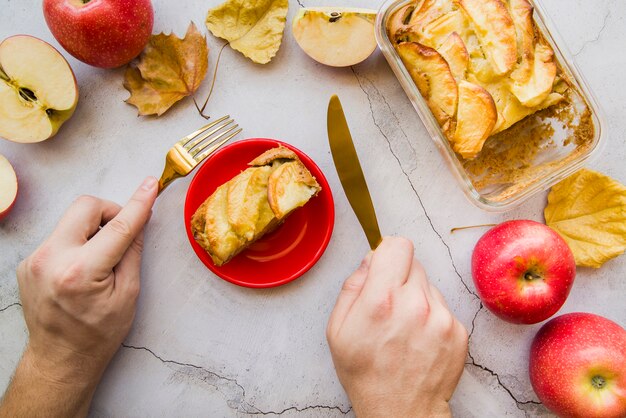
[327,94,382,250]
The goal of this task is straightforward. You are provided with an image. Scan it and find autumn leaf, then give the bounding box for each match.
[206,0,288,64]
[124,23,209,116]
[545,169,626,268]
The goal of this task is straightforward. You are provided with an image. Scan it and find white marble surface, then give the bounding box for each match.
[1,0,625,417]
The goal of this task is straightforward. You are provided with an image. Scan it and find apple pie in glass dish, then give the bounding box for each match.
[376,0,604,210]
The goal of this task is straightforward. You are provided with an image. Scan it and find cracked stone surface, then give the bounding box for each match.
[1,0,625,417]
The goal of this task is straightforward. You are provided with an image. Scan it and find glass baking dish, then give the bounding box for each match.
[375,0,605,211]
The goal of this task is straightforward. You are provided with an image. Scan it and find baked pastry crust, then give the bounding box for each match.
[388,0,563,159]
[191,146,321,266]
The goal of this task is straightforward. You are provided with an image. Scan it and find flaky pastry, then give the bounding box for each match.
[191,146,321,266]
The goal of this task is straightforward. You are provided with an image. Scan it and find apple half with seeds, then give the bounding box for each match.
[0,35,78,143]
[292,7,378,67]
[0,154,18,221]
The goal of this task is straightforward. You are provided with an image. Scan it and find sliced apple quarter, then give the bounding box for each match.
[397,42,458,129]
[0,154,18,220]
[458,0,517,76]
[0,35,78,143]
[292,7,377,67]
[453,80,497,159]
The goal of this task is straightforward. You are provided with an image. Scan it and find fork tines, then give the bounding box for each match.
[180,115,242,162]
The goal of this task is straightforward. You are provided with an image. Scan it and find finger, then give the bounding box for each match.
[327,252,373,339]
[361,236,414,298]
[49,196,121,246]
[428,284,450,310]
[85,177,158,271]
[113,228,144,300]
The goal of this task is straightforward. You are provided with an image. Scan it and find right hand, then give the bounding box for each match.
[326,237,468,418]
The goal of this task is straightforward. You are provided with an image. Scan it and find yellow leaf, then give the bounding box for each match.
[206,0,288,64]
[124,23,209,116]
[545,169,626,268]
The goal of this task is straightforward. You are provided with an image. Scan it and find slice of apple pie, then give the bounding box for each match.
[388,0,564,159]
[191,146,321,266]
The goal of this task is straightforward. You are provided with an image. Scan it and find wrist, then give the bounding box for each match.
[350,393,451,418]
[23,341,107,391]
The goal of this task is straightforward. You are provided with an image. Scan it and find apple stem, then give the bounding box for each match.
[591,375,606,389]
[450,224,496,234]
[81,0,91,4]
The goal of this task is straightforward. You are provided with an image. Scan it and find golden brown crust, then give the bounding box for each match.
[397,41,458,127]
[248,145,298,166]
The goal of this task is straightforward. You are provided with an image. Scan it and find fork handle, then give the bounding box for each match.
[157,164,182,196]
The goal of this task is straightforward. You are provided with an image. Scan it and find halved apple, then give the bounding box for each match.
[438,32,469,81]
[397,42,458,129]
[452,80,497,159]
[510,43,557,107]
[0,154,18,221]
[292,7,377,67]
[0,35,78,143]
[458,0,517,76]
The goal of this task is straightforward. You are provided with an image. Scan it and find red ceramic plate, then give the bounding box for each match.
[184,138,335,288]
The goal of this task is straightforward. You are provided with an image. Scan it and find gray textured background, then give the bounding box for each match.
[1,0,624,416]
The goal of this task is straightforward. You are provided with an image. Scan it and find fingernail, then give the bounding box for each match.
[141,177,157,191]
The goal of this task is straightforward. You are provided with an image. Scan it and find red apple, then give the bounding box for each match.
[530,313,626,418]
[0,154,18,220]
[43,0,154,68]
[471,220,575,324]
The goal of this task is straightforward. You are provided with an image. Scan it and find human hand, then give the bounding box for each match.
[16,177,157,392]
[327,237,468,418]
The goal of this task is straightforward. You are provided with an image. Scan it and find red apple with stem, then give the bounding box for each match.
[472,220,576,324]
[43,0,154,68]
[530,313,626,418]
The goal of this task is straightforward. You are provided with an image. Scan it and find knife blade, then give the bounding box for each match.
[327,94,382,250]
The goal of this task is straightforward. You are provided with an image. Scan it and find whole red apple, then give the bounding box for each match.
[43,0,153,68]
[471,220,575,324]
[530,313,626,418]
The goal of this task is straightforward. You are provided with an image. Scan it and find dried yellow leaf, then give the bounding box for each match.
[124,23,209,116]
[206,0,288,64]
[545,169,626,268]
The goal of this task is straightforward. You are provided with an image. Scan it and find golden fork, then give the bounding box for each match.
[157,115,242,195]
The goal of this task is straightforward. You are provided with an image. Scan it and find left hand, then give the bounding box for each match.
[17,177,157,387]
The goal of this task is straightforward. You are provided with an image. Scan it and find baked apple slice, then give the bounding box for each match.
[227,166,276,241]
[458,0,517,76]
[438,32,469,81]
[268,160,320,220]
[452,80,497,159]
[0,35,78,143]
[510,43,557,107]
[508,0,535,84]
[421,10,468,46]
[397,42,458,128]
